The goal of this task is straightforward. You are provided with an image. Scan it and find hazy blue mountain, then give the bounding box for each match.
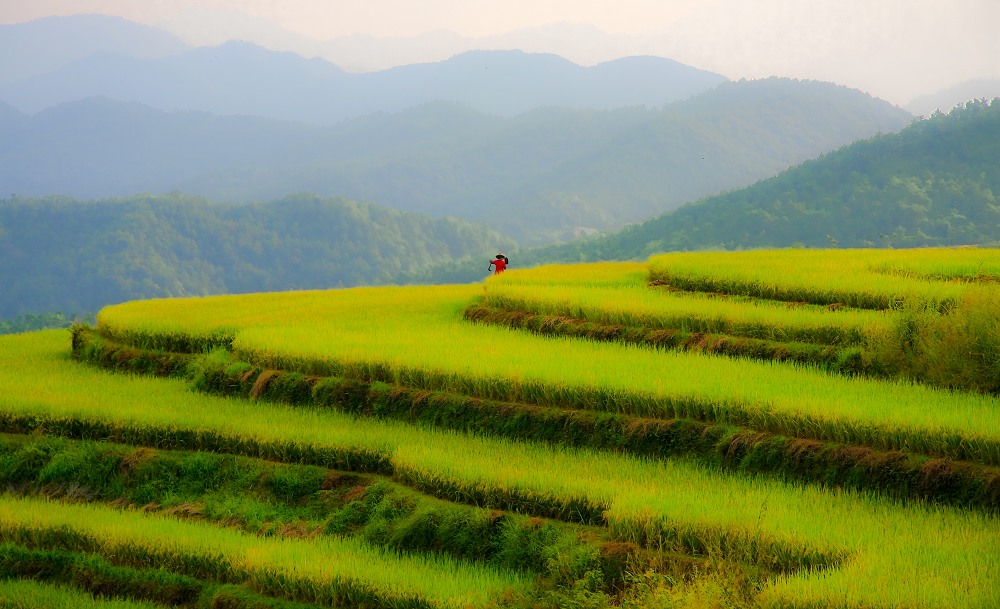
[0,101,25,126]
[496,98,1000,269]
[0,192,515,321]
[906,79,1000,116]
[1,14,725,118]
[0,33,726,123]
[0,96,326,198]
[0,78,912,244]
[352,51,727,118]
[0,41,351,121]
[0,14,189,86]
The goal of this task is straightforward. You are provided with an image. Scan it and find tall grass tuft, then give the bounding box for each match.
[870,287,1000,393]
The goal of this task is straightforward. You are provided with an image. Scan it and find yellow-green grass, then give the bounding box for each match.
[98,286,1000,465]
[648,248,1000,310]
[865,247,1000,282]
[479,261,889,345]
[0,495,521,609]
[0,578,167,609]
[3,332,1000,607]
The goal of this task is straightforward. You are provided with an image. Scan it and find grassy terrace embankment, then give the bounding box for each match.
[5,248,1000,608]
[0,493,522,608]
[647,249,998,310]
[468,250,1000,379]
[464,260,884,375]
[93,282,1000,467]
[5,330,1000,608]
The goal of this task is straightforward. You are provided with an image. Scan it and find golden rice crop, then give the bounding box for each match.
[98,285,1000,464]
[647,248,1000,309]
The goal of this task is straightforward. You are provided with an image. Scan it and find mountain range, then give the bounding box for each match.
[0,16,726,125]
[0,14,189,86]
[494,97,1000,271]
[4,11,995,112]
[3,99,993,323]
[0,77,912,244]
[2,13,995,326]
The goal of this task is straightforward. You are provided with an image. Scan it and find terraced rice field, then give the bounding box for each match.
[2,247,999,608]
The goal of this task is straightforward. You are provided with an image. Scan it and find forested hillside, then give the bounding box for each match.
[507,98,1000,266]
[0,193,512,320]
[0,78,911,244]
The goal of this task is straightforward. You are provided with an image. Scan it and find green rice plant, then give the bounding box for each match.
[0,577,169,609]
[2,332,1000,608]
[647,248,1000,310]
[0,433,601,580]
[0,543,202,606]
[0,494,528,609]
[98,287,1000,465]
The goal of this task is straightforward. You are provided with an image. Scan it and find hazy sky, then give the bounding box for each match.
[2,0,998,105]
[0,0,714,38]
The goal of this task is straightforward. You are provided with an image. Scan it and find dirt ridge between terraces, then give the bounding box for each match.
[71,326,1000,514]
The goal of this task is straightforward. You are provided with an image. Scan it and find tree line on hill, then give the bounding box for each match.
[0,312,85,335]
[0,193,513,322]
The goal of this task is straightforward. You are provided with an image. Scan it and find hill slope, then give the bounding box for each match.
[0,78,911,244]
[0,192,514,320]
[506,98,1000,266]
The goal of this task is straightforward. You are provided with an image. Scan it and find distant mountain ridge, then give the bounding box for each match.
[506,98,1000,267]
[0,14,189,86]
[906,79,1000,116]
[0,78,912,244]
[0,14,728,125]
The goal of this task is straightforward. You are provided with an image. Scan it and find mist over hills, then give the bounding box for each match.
[495,98,1000,271]
[0,14,189,86]
[906,79,1000,116]
[7,12,986,327]
[0,78,911,244]
[0,14,726,125]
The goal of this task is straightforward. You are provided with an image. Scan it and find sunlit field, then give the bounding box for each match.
[648,248,1000,310]
[479,261,888,344]
[98,282,1000,465]
[4,248,1000,608]
[3,330,1000,607]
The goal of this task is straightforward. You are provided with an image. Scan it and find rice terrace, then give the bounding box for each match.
[2,246,999,609]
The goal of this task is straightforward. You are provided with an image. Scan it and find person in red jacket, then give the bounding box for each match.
[488,253,509,274]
